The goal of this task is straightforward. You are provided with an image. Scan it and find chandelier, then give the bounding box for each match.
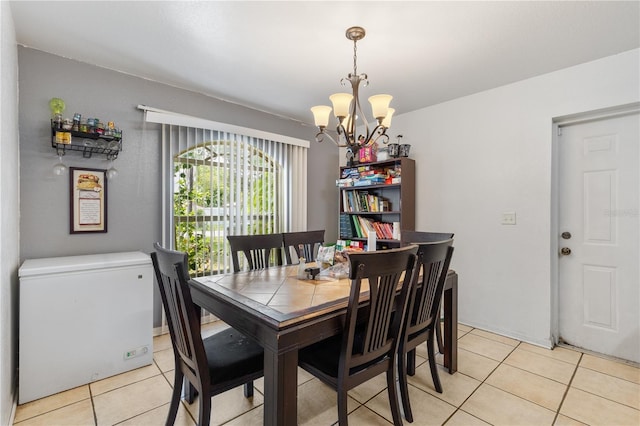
[311,26,394,149]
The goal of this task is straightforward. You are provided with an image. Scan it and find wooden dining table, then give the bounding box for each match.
[190,265,458,426]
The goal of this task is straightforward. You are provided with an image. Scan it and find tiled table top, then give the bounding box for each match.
[193,265,370,315]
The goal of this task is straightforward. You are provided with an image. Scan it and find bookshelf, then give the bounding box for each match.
[337,157,415,249]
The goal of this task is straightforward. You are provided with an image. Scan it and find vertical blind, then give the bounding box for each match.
[141,106,309,276]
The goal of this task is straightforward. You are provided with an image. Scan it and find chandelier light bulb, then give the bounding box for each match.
[311,105,332,127]
[381,108,395,128]
[368,94,393,121]
[329,93,353,119]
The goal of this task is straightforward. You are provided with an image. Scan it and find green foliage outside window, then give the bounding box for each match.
[173,162,213,275]
[173,141,281,276]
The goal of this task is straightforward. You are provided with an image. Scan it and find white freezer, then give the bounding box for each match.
[18,251,153,404]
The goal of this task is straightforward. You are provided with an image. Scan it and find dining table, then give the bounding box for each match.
[189,264,458,426]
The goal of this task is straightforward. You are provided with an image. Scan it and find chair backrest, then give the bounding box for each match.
[341,245,419,372]
[401,230,454,244]
[282,230,325,264]
[403,239,454,339]
[226,233,284,272]
[151,242,209,387]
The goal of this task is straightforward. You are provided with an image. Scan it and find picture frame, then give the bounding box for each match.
[69,167,107,233]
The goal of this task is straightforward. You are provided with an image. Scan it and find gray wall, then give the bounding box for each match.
[17,47,338,332]
[19,47,337,262]
[0,38,338,419]
[0,2,20,423]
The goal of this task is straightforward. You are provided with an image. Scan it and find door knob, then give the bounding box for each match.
[560,247,571,256]
[561,232,571,240]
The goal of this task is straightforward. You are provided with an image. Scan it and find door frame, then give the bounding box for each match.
[550,102,640,347]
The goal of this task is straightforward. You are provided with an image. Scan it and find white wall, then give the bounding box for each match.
[0,2,20,423]
[392,49,640,347]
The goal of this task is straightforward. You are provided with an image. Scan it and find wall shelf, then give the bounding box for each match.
[51,121,122,160]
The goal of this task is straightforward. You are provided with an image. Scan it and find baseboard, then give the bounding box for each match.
[152,325,167,337]
[460,320,554,349]
[7,386,17,426]
[153,315,219,337]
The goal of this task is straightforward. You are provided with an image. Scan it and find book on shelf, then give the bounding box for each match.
[342,189,389,213]
[339,213,355,238]
[351,191,360,211]
[351,215,363,237]
[355,216,368,238]
[342,191,350,212]
[392,222,400,240]
[358,192,369,212]
[347,215,395,240]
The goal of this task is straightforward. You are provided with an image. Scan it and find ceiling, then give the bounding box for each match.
[10,1,640,126]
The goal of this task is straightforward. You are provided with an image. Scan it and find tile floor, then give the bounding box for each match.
[13,322,640,425]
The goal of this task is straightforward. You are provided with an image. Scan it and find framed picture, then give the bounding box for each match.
[69,167,107,233]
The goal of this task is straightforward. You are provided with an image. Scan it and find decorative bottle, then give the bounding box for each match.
[297,244,307,278]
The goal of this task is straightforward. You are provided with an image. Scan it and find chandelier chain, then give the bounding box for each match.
[353,40,358,76]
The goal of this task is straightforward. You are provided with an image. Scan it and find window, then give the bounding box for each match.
[141,106,308,276]
[172,129,287,275]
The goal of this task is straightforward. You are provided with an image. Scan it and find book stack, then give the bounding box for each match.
[342,190,390,213]
[350,216,395,240]
[335,178,354,187]
[339,213,355,238]
[339,163,401,186]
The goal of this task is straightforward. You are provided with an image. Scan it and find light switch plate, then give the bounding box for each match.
[502,212,517,225]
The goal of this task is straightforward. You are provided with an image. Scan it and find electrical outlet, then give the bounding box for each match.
[501,212,517,225]
[124,345,149,360]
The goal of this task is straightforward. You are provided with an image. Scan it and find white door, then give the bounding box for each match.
[558,112,639,363]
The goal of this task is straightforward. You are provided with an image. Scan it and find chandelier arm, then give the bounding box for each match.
[350,74,371,146]
[336,120,350,145]
[371,125,390,145]
[315,129,348,148]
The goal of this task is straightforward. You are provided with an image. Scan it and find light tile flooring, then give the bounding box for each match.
[14,322,640,425]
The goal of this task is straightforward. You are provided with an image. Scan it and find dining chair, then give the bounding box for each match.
[151,243,264,426]
[226,233,284,272]
[401,230,454,243]
[397,238,454,423]
[298,245,419,426]
[401,230,455,353]
[282,229,325,264]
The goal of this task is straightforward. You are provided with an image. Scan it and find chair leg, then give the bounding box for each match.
[185,377,197,404]
[166,369,183,426]
[427,331,443,393]
[407,348,416,376]
[198,394,211,426]
[337,388,349,426]
[397,346,413,423]
[243,381,254,398]
[387,362,404,426]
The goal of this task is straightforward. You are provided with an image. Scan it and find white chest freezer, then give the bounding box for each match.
[18,251,153,404]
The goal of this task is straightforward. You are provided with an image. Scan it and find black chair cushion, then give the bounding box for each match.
[204,328,264,384]
[299,327,388,378]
